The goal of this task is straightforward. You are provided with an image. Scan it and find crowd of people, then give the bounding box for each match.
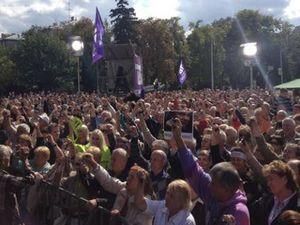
[0,88,299,225]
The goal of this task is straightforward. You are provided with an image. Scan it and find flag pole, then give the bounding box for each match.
[96,63,99,94]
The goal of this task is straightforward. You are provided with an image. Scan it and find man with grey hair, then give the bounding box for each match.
[173,119,250,225]
[150,150,171,200]
[0,145,35,225]
[110,148,129,181]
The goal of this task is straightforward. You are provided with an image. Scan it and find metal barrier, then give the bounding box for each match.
[39,180,129,225]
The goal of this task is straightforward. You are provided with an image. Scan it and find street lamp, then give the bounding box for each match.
[68,36,84,93]
[240,42,257,89]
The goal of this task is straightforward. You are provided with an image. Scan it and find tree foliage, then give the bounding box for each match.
[110,0,137,44]
[1,8,300,94]
[11,26,76,91]
[0,46,16,94]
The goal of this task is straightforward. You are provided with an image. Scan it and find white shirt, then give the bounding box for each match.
[268,192,296,225]
[145,199,196,225]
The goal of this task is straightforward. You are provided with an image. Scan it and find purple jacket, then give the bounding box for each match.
[178,147,250,225]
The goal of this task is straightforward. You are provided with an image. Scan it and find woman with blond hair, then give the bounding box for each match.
[134,179,195,225]
[88,129,111,170]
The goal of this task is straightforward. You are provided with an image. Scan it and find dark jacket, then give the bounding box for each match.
[250,192,300,225]
[0,170,32,225]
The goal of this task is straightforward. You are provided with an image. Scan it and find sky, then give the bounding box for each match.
[1,0,300,34]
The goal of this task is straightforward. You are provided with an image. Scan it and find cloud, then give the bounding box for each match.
[284,0,300,19]
[0,0,112,33]
[177,0,291,28]
[132,0,180,19]
[0,0,300,34]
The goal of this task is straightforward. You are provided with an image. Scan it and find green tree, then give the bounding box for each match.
[287,26,300,81]
[136,18,176,85]
[0,46,16,94]
[12,26,76,91]
[221,10,285,88]
[110,0,137,44]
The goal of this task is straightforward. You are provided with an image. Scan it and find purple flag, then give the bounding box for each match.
[133,54,143,95]
[178,60,187,85]
[92,7,105,64]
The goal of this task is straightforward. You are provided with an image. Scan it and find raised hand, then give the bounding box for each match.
[82,153,98,170]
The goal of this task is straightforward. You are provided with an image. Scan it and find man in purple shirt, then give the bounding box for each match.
[172,118,250,225]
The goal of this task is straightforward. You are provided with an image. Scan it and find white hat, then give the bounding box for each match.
[38,113,50,124]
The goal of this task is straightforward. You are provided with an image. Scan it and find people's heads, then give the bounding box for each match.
[209,106,217,117]
[17,134,32,148]
[33,146,50,168]
[276,110,288,122]
[150,150,167,175]
[77,125,89,142]
[74,153,90,174]
[254,107,263,122]
[16,123,30,136]
[263,160,298,196]
[239,107,249,121]
[282,118,296,138]
[151,140,169,153]
[201,135,211,150]
[86,146,101,164]
[287,159,300,186]
[293,113,300,126]
[0,130,9,146]
[197,150,212,172]
[280,89,289,98]
[230,148,248,173]
[262,102,270,113]
[293,104,300,115]
[49,123,60,141]
[38,113,50,128]
[209,162,242,202]
[184,138,197,152]
[165,180,191,215]
[238,125,252,145]
[203,127,213,135]
[0,145,12,169]
[100,110,112,123]
[283,143,300,162]
[225,126,238,147]
[126,165,152,196]
[90,129,105,149]
[115,136,130,153]
[111,148,128,175]
[218,130,227,146]
[269,135,285,155]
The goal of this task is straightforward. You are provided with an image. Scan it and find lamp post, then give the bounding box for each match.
[68,36,84,93]
[240,42,257,90]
